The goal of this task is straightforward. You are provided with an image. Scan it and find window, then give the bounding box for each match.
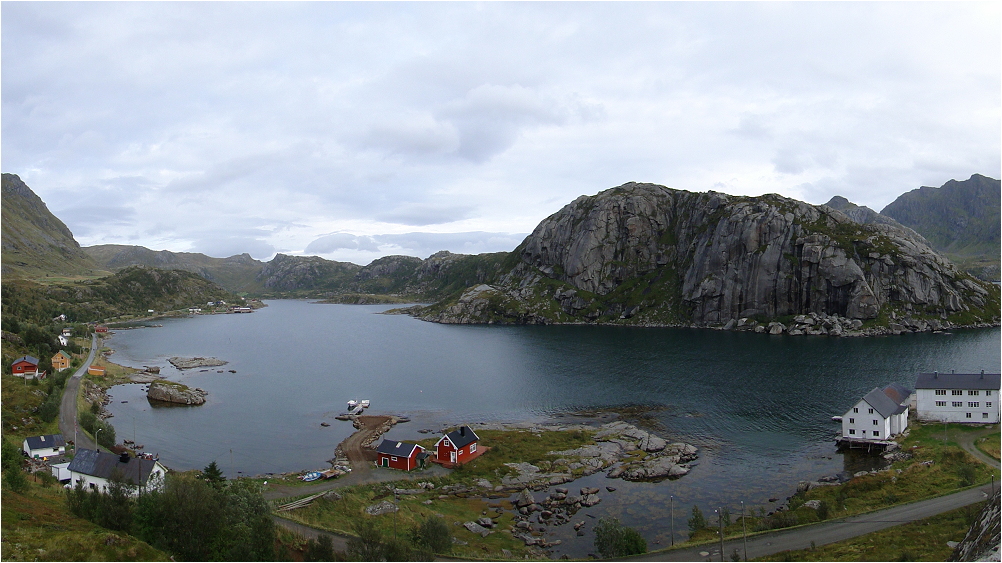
[849,418,855,423]
[953,390,963,396]
[966,413,972,419]
[987,402,993,408]
[872,419,879,425]
[969,402,980,408]
[391,456,397,462]
[953,401,963,407]
[868,408,874,414]
[935,389,947,395]
[984,413,989,419]
[849,429,856,435]
[470,443,477,453]
[969,390,980,396]
[853,407,858,413]
[987,390,993,396]
[936,401,946,407]
[873,431,879,437]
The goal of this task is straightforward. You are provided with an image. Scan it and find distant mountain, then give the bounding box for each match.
[881,174,1000,280]
[84,244,267,293]
[823,196,908,229]
[1,173,103,279]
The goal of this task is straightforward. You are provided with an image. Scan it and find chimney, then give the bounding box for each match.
[119,452,130,464]
[40,436,45,442]
[934,371,938,379]
[460,427,466,437]
[981,370,985,379]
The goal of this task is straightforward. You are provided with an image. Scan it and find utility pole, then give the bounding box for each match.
[741,501,747,562]
[670,495,675,546]
[95,427,102,451]
[717,508,725,562]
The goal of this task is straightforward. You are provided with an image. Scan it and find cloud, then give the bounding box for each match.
[188,236,275,260]
[374,203,475,226]
[304,233,380,254]
[303,231,527,263]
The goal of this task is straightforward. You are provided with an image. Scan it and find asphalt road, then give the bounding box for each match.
[58,333,99,451]
[629,483,995,562]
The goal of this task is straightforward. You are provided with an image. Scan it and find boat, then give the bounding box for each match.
[347,399,359,409]
[300,471,322,482]
[360,400,370,408]
[831,416,843,422]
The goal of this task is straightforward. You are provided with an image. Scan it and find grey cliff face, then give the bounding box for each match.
[425,182,998,328]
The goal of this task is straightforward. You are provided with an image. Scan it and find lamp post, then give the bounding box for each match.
[741,501,747,562]
[94,427,102,451]
[716,508,725,562]
[670,495,675,546]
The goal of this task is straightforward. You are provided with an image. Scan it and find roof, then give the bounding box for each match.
[376,439,421,457]
[441,426,479,449]
[24,434,65,450]
[861,387,907,418]
[54,350,72,360]
[13,355,39,366]
[66,449,163,486]
[915,372,1001,391]
[882,383,913,405]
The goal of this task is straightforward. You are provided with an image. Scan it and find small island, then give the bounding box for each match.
[147,380,208,405]
[168,356,227,370]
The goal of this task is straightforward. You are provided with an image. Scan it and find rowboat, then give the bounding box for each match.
[300,471,322,482]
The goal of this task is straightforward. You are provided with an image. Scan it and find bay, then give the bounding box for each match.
[104,299,999,553]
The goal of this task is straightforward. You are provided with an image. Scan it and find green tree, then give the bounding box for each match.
[304,535,337,562]
[202,461,225,488]
[688,505,707,534]
[593,517,647,558]
[95,470,136,532]
[413,516,451,554]
[346,520,385,562]
[719,507,731,526]
[133,473,224,561]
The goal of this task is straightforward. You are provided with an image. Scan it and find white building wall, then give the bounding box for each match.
[69,463,167,497]
[916,388,1000,424]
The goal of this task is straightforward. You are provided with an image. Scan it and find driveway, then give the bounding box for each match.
[957,426,1000,470]
[58,333,99,451]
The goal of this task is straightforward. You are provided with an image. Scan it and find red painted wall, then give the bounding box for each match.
[12,360,36,374]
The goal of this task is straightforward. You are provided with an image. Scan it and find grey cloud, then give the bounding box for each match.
[305,233,380,254]
[375,203,475,226]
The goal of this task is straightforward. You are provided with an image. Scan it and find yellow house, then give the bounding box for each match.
[87,365,106,376]
[52,350,72,371]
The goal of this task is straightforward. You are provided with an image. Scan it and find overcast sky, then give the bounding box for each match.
[3,2,999,264]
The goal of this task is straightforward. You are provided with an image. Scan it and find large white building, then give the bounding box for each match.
[66,449,167,496]
[915,371,1000,424]
[841,383,911,442]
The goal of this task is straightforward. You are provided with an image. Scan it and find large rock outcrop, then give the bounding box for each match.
[419,183,999,330]
[147,381,207,405]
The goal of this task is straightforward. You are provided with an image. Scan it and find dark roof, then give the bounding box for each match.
[13,355,39,366]
[376,439,420,457]
[443,426,479,449]
[882,383,913,405]
[862,387,906,418]
[915,372,1001,391]
[24,434,65,450]
[66,449,161,486]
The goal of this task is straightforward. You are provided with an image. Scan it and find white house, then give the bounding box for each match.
[50,461,72,482]
[23,434,66,458]
[915,371,1000,424]
[66,449,167,496]
[58,335,69,347]
[841,384,911,442]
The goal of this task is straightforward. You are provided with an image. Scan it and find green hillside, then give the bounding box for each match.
[85,244,267,293]
[1,173,105,280]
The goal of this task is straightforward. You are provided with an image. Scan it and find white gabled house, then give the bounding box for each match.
[915,371,1000,424]
[23,434,66,458]
[66,449,167,496]
[841,384,911,443]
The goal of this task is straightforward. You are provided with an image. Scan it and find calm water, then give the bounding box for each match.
[105,300,1000,553]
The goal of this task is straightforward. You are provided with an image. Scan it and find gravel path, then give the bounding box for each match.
[58,333,99,451]
[957,426,1000,470]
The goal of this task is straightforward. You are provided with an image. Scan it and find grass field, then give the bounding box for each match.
[1,479,167,561]
[755,501,985,561]
[975,434,1000,460]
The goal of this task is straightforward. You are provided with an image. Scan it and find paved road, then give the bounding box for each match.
[629,484,996,562]
[958,426,1001,469]
[58,333,99,452]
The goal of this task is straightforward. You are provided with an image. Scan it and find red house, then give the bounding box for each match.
[95,326,109,333]
[11,355,39,378]
[375,440,426,471]
[435,426,480,465]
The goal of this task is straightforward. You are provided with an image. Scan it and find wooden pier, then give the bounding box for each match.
[835,437,897,452]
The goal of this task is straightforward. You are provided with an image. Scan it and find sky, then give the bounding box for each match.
[3,2,1000,264]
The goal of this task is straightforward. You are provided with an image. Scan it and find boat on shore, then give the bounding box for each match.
[300,471,322,482]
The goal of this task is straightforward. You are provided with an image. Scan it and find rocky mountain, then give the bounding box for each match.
[823,196,907,229]
[84,244,267,293]
[1,173,103,279]
[417,182,999,333]
[881,174,1001,281]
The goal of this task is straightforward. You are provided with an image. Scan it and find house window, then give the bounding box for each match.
[969,390,980,396]
[458,448,463,455]
[868,408,873,414]
[969,402,979,408]
[987,390,993,396]
[849,429,856,435]
[987,402,993,408]
[873,431,879,437]
[391,456,397,462]
[966,413,972,419]
[872,420,878,425]
[952,390,963,395]
[849,418,854,423]
[935,389,946,395]
[953,401,963,407]
[984,413,989,419]
[470,443,477,453]
[853,407,858,413]
[936,401,946,407]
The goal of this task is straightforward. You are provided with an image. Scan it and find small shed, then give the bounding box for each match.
[52,350,72,371]
[11,355,39,377]
[88,365,106,376]
[375,440,425,471]
[435,426,480,465]
[23,434,66,458]
[95,326,108,333]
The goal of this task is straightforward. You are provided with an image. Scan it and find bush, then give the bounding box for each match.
[413,516,451,554]
[688,505,707,533]
[816,500,830,520]
[346,520,385,562]
[594,517,647,558]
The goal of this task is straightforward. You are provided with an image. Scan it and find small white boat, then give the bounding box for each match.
[360,400,370,408]
[347,399,359,409]
[831,416,843,422]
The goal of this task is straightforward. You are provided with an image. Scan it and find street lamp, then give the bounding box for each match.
[741,501,747,561]
[95,428,102,451]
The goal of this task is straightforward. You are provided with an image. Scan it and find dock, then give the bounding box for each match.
[835,437,897,452]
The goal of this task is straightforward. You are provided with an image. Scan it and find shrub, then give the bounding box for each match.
[688,505,707,533]
[594,517,647,558]
[414,516,451,553]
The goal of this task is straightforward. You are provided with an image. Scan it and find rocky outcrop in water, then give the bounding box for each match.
[147,381,207,405]
[418,183,999,330]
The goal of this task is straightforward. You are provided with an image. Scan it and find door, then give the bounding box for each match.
[450,450,456,463]
[381,457,389,467]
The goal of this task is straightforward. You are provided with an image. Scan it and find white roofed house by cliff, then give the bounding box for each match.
[838,383,912,450]
[915,371,1000,424]
[66,449,167,497]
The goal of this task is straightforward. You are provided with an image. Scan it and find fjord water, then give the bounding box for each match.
[105,300,999,546]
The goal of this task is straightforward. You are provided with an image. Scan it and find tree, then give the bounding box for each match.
[202,461,225,488]
[413,516,451,554]
[347,520,385,562]
[133,473,224,561]
[688,505,707,534]
[594,517,647,558]
[719,507,731,526]
[96,469,136,532]
[304,535,337,562]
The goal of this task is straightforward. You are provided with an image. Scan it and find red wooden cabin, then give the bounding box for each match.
[435,426,480,465]
[11,356,39,377]
[375,440,425,471]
